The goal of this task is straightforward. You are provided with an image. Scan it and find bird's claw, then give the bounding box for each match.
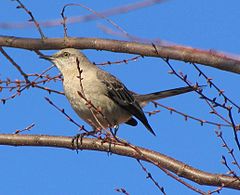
[71,131,96,153]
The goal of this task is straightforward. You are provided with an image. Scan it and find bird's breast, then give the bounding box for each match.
[62,72,131,129]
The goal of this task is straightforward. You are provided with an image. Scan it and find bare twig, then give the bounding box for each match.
[0,47,30,83]
[115,188,130,195]
[0,65,55,103]
[44,97,87,133]
[208,186,224,194]
[163,58,240,150]
[221,155,240,181]
[60,3,133,40]
[192,63,240,111]
[14,0,46,39]
[60,5,69,37]
[215,131,240,170]
[94,55,142,66]
[34,85,64,95]
[227,107,240,150]
[159,167,207,194]
[14,123,35,134]
[205,100,232,126]
[151,101,230,128]
[137,160,166,194]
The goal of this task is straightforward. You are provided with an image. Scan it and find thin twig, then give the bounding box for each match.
[0,47,30,83]
[205,100,232,126]
[34,85,64,95]
[94,55,142,66]
[221,156,240,181]
[14,0,46,39]
[60,3,132,40]
[151,101,230,128]
[14,123,35,134]
[44,97,87,133]
[0,65,55,103]
[115,188,130,195]
[216,131,240,170]
[192,63,240,111]
[159,167,207,194]
[137,159,166,194]
[162,58,240,150]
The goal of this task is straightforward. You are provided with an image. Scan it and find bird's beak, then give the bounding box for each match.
[39,55,54,61]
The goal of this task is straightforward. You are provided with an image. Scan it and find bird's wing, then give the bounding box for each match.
[97,70,155,135]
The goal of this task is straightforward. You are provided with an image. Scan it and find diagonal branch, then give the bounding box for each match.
[14,0,46,39]
[0,47,30,83]
[0,133,239,190]
[1,36,240,74]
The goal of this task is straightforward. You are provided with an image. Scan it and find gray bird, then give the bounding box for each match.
[40,48,195,136]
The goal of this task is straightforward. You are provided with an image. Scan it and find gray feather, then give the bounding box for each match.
[134,86,195,107]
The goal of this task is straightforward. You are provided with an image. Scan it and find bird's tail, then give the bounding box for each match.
[134,86,196,107]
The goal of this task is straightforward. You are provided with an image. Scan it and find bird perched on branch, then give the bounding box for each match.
[41,48,196,136]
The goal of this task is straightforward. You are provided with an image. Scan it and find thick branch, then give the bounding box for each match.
[0,36,240,74]
[0,134,239,190]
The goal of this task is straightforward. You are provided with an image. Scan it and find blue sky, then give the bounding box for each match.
[0,0,240,194]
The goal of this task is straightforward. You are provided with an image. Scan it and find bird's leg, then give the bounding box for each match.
[110,124,119,137]
[96,125,118,155]
[108,125,122,143]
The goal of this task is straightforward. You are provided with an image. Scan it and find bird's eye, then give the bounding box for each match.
[63,52,70,57]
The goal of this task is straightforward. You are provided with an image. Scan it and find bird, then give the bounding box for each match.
[40,48,196,136]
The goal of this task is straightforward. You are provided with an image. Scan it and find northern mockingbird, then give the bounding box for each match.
[41,48,195,136]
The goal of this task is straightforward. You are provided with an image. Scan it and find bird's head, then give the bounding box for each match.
[40,48,91,74]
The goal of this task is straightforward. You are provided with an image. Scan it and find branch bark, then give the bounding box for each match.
[1,36,240,74]
[0,133,239,190]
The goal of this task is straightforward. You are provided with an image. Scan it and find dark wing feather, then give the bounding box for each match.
[97,70,155,136]
[125,117,138,126]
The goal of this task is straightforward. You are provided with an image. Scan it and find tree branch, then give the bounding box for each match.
[0,133,239,190]
[0,36,240,74]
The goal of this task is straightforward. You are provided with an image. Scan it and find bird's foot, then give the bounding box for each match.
[71,130,96,153]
